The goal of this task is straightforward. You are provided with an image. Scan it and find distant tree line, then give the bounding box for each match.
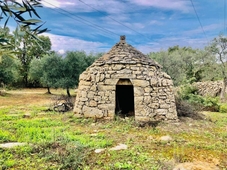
[149,35,227,100]
[0,26,102,96]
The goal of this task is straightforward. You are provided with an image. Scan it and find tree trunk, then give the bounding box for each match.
[66,88,71,97]
[47,87,51,94]
[220,77,227,101]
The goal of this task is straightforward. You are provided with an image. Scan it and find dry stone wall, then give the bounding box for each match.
[192,81,222,97]
[74,36,178,122]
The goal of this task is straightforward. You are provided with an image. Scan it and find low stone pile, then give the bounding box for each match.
[193,81,222,97]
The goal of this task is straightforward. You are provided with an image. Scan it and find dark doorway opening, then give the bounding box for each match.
[115,84,135,117]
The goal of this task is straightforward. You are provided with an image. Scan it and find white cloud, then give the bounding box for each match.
[41,0,76,8]
[41,0,128,14]
[136,35,212,54]
[183,24,221,36]
[58,49,65,55]
[43,33,107,54]
[130,0,191,12]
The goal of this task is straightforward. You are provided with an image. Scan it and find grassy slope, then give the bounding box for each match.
[0,89,227,170]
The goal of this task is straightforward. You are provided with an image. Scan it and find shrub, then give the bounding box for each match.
[175,96,204,119]
[219,104,227,113]
[177,84,220,112]
[203,97,220,112]
[178,84,198,100]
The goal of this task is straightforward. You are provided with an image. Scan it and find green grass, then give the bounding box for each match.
[0,89,227,169]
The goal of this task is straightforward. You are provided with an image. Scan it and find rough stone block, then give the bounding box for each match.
[133,71,142,75]
[98,104,114,111]
[156,109,167,115]
[97,85,114,91]
[132,80,150,87]
[83,106,103,118]
[100,74,105,82]
[134,96,144,105]
[104,79,118,85]
[94,96,101,102]
[80,98,88,102]
[148,103,159,109]
[144,96,152,102]
[159,95,167,99]
[95,73,100,82]
[111,73,136,79]
[130,66,139,71]
[87,91,95,98]
[73,107,82,114]
[112,64,125,70]
[81,91,87,98]
[89,100,98,107]
[80,81,91,86]
[150,78,158,86]
[134,87,144,96]
[90,84,97,91]
[162,72,171,79]
[160,103,170,109]
[144,87,152,93]
[117,69,132,74]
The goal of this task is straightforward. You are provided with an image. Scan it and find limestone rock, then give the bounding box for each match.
[0,142,26,149]
[95,148,105,153]
[160,135,173,142]
[109,144,127,151]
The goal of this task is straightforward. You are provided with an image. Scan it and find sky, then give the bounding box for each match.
[2,0,227,54]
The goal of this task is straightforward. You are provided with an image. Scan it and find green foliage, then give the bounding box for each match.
[219,104,227,113]
[207,34,227,100]
[29,51,100,95]
[149,46,217,86]
[14,28,52,87]
[0,0,47,58]
[114,162,135,169]
[38,53,62,89]
[178,85,220,112]
[178,84,198,100]
[0,55,20,86]
[0,130,15,143]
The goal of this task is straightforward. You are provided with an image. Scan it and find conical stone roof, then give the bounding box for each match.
[94,36,161,68]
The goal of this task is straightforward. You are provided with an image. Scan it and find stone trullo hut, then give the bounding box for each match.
[74,36,177,122]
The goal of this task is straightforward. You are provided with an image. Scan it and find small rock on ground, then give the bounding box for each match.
[94,148,105,153]
[160,135,173,142]
[110,144,127,151]
[0,142,26,149]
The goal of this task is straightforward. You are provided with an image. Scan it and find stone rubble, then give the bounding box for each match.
[74,36,178,122]
[193,81,222,97]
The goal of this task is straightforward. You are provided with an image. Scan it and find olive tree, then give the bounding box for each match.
[0,0,47,59]
[208,35,227,100]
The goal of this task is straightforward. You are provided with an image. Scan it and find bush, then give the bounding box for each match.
[175,96,195,117]
[203,97,220,112]
[177,84,220,112]
[219,104,227,113]
[178,84,198,100]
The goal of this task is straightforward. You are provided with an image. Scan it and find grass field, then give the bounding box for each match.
[0,88,227,169]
